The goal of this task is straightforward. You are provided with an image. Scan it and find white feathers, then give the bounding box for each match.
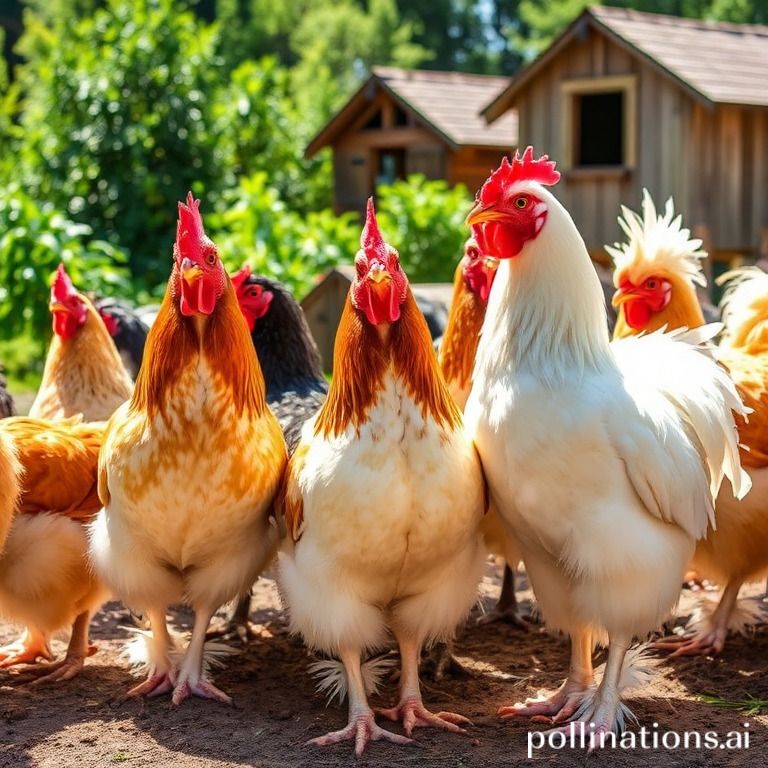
[610,326,752,541]
[606,189,707,287]
[308,655,396,706]
[717,267,768,349]
[683,594,768,639]
[122,626,238,677]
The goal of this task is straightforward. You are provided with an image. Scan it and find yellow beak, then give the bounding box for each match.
[611,289,636,309]
[466,202,507,227]
[182,264,203,286]
[49,301,67,313]
[369,268,391,285]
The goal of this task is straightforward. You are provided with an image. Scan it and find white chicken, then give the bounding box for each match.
[464,149,751,741]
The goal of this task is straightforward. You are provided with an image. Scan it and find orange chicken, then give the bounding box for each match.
[89,193,286,704]
[0,417,108,681]
[610,191,768,655]
[30,264,133,421]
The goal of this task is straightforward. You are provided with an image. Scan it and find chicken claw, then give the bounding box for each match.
[653,630,726,658]
[376,696,471,736]
[308,711,413,757]
[127,671,175,699]
[0,631,54,668]
[498,679,589,722]
[172,677,232,706]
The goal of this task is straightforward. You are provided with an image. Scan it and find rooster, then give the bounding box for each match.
[30,264,133,421]
[210,267,328,639]
[464,149,750,741]
[610,193,768,655]
[0,417,108,681]
[278,200,486,755]
[89,193,286,705]
[439,240,528,634]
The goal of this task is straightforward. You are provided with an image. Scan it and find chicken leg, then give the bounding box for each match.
[206,591,256,643]
[172,604,231,705]
[477,566,534,629]
[376,635,472,735]
[16,611,96,684]
[499,627,593,722]
[547,633,633,750]
[654,579,743,657]
[308,647,412,757]
[126,607,176,698]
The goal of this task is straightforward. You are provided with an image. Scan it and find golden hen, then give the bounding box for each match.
[89,193,286,705]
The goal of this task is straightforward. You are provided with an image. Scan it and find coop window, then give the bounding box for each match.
[362,109,382,130]
[561,76,636,171]
[394,105,409,127]
[376,149,405,186]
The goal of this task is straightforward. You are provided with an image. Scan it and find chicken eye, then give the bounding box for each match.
[645,279,658,290]
[514,196,528,210]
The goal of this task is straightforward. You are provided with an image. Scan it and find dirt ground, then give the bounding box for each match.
[0,562,766,768]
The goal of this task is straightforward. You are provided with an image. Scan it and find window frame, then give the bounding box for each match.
[560,75,637,173]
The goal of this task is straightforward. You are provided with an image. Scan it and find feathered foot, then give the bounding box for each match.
[0,629,53,668]
[309,712,413,757]
[654,580,759,658]
[477,566,536,630]
[124,608,177,699]
[376,695,471,736]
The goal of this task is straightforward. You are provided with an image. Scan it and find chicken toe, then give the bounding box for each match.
[0,629,53,668]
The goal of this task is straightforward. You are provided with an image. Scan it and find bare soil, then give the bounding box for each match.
[1,562,766,768]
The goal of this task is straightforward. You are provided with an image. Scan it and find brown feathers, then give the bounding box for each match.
[439,263,487,393]
[1,417,105,521]
[315,291,460,438]
[131,271,267,419]
[30,296,133,421]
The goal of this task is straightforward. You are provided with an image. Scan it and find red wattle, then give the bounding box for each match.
[624,299,652,330]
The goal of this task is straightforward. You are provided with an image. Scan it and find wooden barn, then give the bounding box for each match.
[301,266,453,370]
[482,6,768,279]
[305,67,518,214]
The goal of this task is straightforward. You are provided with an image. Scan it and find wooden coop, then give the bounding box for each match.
[305,67,518,214]
[301,266,453,371]
[482,6,768,285]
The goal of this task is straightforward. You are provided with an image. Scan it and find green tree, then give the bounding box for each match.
[13,0,226,288]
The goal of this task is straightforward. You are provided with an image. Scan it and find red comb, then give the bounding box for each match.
[98,308,119,336]
[52,263,77,301]
[230,264,252,292]
[478,147,560,205]
[361,198,388,259]
[176,191,205,251]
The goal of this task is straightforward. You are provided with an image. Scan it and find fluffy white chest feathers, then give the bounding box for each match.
[296,372,484,602]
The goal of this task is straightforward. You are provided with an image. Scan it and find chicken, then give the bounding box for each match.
[210,266,328,639]
[0,368,14,418]
[88,193,286,705]
[30,264,133,421]
[609,193,768,655]
[439,240,529,634]
[277,200,486,756]
[464,149,750,741]
[0,417,108,681]
[94,296,150,380]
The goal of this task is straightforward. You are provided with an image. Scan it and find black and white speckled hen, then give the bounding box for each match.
[208,266,328,639]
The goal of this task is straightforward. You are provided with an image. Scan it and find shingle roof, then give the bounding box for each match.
[306,67,517,157]
[484,6,768,122]
[592,6,768,107]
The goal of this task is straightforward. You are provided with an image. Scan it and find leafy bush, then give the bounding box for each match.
[376,175,473,283]
[0,184,130,355]
[208,173,360,299]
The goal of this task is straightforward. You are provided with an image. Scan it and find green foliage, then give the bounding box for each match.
[0,184,130,353]
[208,173,360,298]
[13,0,226,288]
[376,176,472,284]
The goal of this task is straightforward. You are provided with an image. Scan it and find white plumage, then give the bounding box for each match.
[465,178,749,736]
